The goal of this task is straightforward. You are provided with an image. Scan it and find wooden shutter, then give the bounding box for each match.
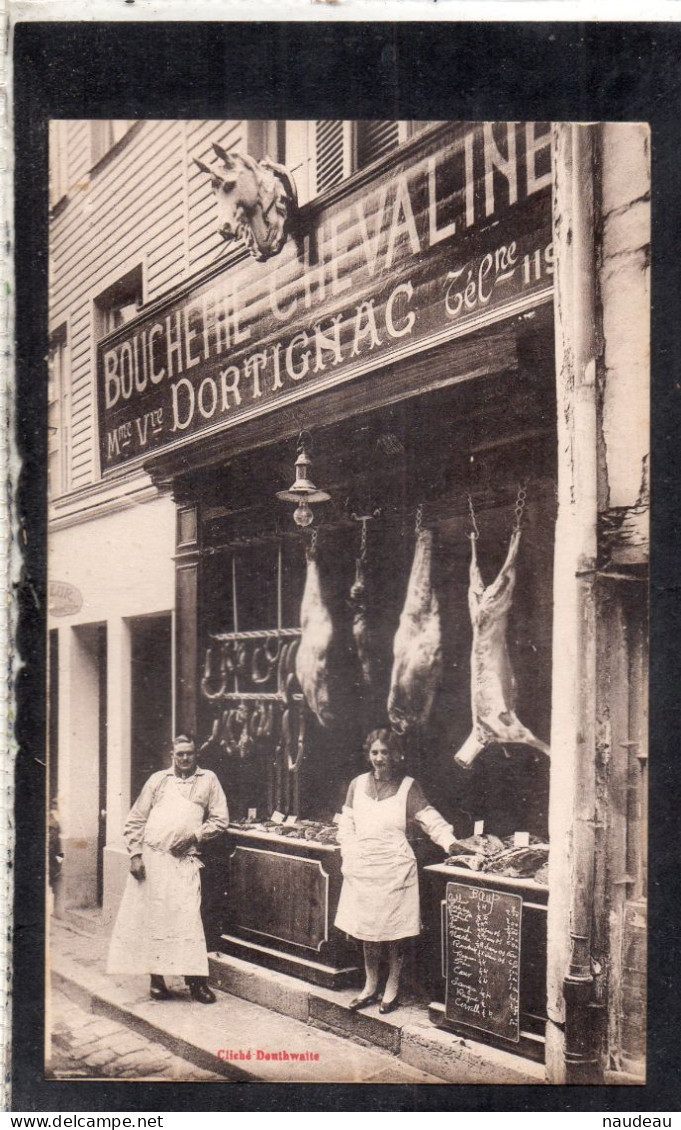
[356,121,401,169]
[315,121,346,193]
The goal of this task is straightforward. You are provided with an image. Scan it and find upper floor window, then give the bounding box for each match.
[91,120,137,168]
[49,121,70,209]
[94,265,144,339]
[282,121,435,205]
[48,325,70,499]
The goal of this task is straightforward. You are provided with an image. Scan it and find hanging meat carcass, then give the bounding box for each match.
[296,541,335,727]
[349,555,381,688]
[454,528,550,769]
[387,528,443,734]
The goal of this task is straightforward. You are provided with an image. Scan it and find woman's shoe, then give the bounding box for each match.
[378,996,401,1015]
[149,975,171,1001]
[348,992,380,1013]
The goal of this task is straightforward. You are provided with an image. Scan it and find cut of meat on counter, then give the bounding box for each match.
[230,818,339,845]
[444,838,549,881]
[482,844,549,875]
[453,528,551,769]
[453,833,506,856]
[296,541,335,727]
[387,528,443,734]
[444,834,505,869]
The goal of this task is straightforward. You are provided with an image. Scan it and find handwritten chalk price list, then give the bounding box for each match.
[444,882,523,1042]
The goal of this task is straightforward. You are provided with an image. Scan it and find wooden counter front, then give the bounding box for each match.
[422,863,549,1061]
[220,827,361,988]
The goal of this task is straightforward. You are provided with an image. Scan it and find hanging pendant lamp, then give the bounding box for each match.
[276,431,330,527]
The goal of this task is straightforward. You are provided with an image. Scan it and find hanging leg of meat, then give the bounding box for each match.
[349,556,381,687]
[296,544,334,727]
[387,529,443,734]
[454,528,551,769]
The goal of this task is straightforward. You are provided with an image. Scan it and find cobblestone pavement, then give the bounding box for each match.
[48,986,223,1081]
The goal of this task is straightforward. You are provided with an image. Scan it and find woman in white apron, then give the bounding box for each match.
[107,736,229,1003]
[335,728,462,1014]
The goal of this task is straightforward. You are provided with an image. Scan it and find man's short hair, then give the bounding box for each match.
[173,735,196,752]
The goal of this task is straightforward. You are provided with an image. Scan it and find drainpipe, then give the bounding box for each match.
[548,123,604,1084]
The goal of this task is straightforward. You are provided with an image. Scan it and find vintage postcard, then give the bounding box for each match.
[10,18,669,1108]
[42,112,648,1087]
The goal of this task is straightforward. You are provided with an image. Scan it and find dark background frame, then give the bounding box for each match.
[13,19,681,1112]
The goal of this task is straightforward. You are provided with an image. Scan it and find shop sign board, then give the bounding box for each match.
[97,122,553,472]
[47,579,83,617]
[444,881,522,1043]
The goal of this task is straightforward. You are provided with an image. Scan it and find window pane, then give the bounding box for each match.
[94,266,144,339]
[48,332,69,498]
[109,299,140,332]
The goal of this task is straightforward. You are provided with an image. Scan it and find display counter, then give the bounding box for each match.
[221,826,361,988]
[422,863,548,1062]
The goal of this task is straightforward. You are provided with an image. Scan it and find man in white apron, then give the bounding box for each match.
[107,736,229,1003]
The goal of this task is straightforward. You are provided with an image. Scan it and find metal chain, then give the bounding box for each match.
[415,503,424,537]
[310,526,318,554]
[349,507,380,562]
[231,554,239,634]
[466,492,480,540]
[513,483,528,532]
[360,520,368,561]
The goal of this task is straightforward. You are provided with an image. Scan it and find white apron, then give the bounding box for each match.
[334,774,421,942]
[107,778,209,976]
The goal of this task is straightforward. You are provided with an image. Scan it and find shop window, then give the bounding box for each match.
[90,120,137,169]
[48,324,71,499]
[282,121,434,205]
[93,264,144,339]
[49,121,70,209]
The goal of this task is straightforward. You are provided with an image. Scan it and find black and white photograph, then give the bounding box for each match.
[41,109,650,1088]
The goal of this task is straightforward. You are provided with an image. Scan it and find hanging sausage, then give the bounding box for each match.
[453,500,551,769]
[295,530,335,727]
[387,510,443,734]
[349,513,382,689]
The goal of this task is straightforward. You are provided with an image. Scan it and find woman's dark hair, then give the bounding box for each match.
[363,728,404,762]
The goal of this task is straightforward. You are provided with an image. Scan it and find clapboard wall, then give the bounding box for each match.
[49,119,243,492]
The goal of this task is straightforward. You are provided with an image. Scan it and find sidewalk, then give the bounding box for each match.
[49,919,443,1084]
[50,917,546,1085]
[50,986,224,1081]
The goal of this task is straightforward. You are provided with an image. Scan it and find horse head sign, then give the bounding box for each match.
[194,144,298,262]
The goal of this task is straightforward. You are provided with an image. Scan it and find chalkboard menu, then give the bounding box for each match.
[445,881,522,1043]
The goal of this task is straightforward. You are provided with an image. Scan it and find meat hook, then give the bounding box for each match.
[200,647,229,702]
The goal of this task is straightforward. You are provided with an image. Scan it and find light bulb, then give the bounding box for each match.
[293,499,314,527]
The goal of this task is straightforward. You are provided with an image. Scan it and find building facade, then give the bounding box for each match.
[47,118,649,1084]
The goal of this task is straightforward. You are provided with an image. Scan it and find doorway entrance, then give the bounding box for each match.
[130,616,173,804]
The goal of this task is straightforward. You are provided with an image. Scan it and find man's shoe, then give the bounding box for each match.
[186,978,216,1004]
[149,975,171,1001]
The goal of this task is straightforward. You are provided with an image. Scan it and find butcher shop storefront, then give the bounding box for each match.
[97,121,645,1083]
